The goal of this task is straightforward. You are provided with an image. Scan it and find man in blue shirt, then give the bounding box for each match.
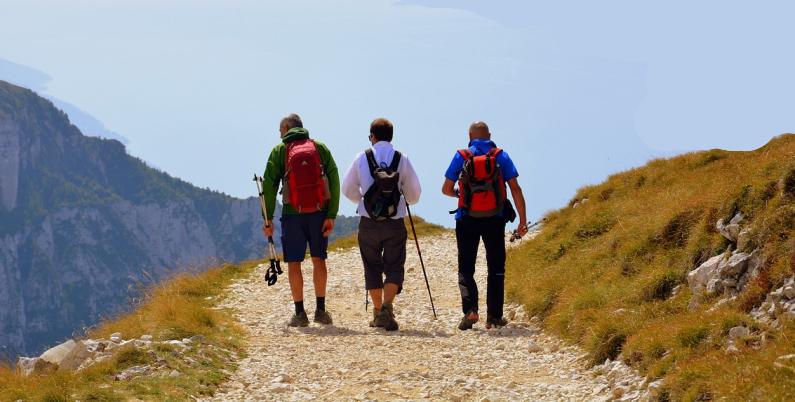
[442,121,528,330]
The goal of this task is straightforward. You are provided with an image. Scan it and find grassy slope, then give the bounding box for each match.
[0,261,258,401]
[507,134,795,400]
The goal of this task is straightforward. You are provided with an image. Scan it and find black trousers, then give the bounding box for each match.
[455,215,506,318]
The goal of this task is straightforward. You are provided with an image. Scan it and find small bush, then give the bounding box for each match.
[599,188,615,201]
[676,326,710,348]
[784,167,795,198]
[575,213,616,239]
[588,323,628,365]
[655,210,702,249]
[113,345,151,370]
[691,150,726,168]
[642,271,681,301]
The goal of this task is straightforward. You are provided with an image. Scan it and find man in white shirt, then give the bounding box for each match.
[342,118,422,331]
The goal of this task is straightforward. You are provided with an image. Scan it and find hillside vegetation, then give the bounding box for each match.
[507,134,795,400]
[0,260,257,401]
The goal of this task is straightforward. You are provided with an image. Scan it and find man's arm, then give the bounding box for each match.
[261,146,283,237]
[262,147,282,220]
[325,156,340,220]
[319,142,339,237]
[442,179,457,198]
[400,156,422,205]
[507,178,528,236]
[442,151,464,198]
[341,155,362,204]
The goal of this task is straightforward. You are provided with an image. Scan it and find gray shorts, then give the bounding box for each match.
[358,217,407,290]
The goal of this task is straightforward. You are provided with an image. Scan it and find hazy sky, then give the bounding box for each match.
[1,0,793,225]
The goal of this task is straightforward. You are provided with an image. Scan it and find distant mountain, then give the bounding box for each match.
[0,58,128,144]
[0,80,357,360]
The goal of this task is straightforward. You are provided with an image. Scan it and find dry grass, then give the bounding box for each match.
[328,215,449,252]
[506,134,795,400]
[0,260,259,401]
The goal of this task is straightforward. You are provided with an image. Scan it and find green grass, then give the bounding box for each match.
[507,134,795,400]
[0,260,258,401]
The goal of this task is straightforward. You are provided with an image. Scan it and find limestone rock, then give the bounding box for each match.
[687,254,724,293]
[720,252,753,277]
[784,286,795,300]
[39,340,92,370]
[728,326,750,340]
[716,213,743,243]
[737,228,752,251]
[16,356,56,376]
[116,365,150,381]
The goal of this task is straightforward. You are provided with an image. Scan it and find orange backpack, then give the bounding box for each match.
[282,139,330,213]
[457,147,506,217]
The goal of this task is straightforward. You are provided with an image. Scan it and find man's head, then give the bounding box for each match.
[369,118,393,144]
[279,113,303,137]
[468,121,491,141]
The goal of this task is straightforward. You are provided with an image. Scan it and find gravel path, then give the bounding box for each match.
[205,232,646,401]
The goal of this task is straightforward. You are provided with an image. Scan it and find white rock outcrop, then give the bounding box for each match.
[39,339,92,370]
[688,214,762,304]
[716,212,744,243]
[751,277,795,324]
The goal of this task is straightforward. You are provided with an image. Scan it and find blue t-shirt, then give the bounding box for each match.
[445,139,519,220]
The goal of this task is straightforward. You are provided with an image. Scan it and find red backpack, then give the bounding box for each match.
[282,139,330,213]
[457,147,506,217]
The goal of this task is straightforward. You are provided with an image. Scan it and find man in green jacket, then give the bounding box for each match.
[262,113,340,327]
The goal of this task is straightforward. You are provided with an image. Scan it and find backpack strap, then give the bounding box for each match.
[388,151,402,172]
[364,148,379,178]
[457,149,474,161]
[485,147,502,173]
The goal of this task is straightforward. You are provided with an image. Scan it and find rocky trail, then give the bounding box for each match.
[204,232,647,401]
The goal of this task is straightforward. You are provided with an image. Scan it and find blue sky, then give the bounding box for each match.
[1,0,793,225]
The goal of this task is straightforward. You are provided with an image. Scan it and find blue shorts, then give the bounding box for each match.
[280,212,328,263]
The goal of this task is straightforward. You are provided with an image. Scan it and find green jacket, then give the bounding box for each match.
[262,127,340,219]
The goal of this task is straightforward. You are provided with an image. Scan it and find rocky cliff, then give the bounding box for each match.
[0,80,355,360]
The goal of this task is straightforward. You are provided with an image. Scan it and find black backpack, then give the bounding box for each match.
[363,149,402,220]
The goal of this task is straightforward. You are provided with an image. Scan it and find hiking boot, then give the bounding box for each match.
[288,311,309,327]
[369,308,383,328]
[485,316,508,329]
[314,310,333,325]
[457,312,480,331]
[375,304,399,331]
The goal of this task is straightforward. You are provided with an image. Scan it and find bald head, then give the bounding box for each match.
[469,121,491,140]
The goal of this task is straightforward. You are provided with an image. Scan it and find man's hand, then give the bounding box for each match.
[263,221,274,238]
[322,218,335,237]
[516,220,528,238]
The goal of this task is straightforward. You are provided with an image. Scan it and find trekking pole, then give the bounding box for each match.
[253,174,283,286]
[404,201,437,319]
[509,219,545,243]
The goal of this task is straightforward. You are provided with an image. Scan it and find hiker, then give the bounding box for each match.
[261,113,340,327]
[342,118,421,331]
[442,121,528,330]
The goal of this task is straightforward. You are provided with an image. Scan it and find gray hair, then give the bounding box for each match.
[280,113,303,130]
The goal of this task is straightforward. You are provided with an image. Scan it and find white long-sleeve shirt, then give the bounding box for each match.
[342,141,421,219]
